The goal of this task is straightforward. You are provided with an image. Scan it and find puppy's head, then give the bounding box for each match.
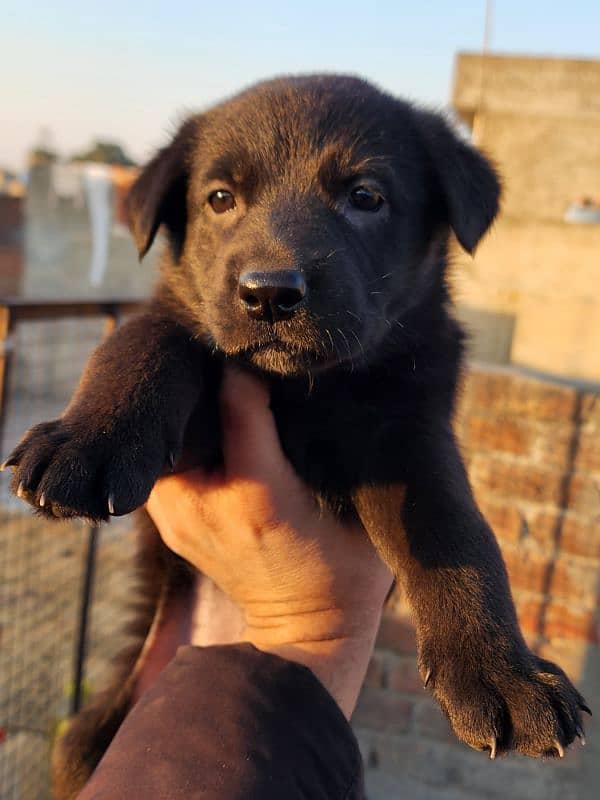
[127,75,499,376]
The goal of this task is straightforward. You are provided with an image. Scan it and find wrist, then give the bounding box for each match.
[188,579,387,719]
[244,607,383,719]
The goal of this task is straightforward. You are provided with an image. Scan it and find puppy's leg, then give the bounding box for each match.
[5,310,214,520]
[354,427,588,759]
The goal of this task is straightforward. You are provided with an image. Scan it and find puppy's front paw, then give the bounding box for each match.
[3,416,177,521]
[422,644,589,759]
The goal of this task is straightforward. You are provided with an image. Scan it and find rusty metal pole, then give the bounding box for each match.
[0,304,14,455]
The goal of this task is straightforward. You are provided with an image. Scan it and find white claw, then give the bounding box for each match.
[108,495,115,515]
[424,668,432,688]
[39,493,46,508]
[554,740,565,758]
[17,481,25,498]
[489,739,497,760]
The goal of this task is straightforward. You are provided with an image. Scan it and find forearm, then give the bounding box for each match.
[190,574,384,720]
[79,644,365,800]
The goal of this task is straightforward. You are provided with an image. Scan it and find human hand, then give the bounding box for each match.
[146,366,392,717]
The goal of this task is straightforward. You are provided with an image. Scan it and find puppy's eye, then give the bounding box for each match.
[208,189,236,213]
[349,186,384,212]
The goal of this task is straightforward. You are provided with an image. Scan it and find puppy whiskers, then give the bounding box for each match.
[367,271,393,285]
[324,328,337,357]
[336,327,354,373]
[349,329,365,360]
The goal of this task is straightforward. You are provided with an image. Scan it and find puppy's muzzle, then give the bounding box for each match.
[238,270,307,322]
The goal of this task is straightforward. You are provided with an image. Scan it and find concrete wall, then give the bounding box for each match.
[452,217,600,380]
[453,53,600,128]
[356,363,600,800]
[451,53,600,385]
[22,166,157,299]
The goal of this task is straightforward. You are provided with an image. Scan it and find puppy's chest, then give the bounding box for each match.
[269,374,415,500]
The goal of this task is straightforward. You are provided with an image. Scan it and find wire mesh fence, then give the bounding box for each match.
[0,303,140,799]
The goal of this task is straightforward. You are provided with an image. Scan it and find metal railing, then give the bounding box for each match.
[0,297,141,800]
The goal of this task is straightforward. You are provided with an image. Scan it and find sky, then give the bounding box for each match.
[1,0,598,171]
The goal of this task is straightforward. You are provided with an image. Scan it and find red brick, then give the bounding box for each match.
[514,594,544,637]
[376,613,417,655]
[544,602,600,645]
[387,657,425,695]
[560,513,600,559]
[507,553,600,613]
[549,557,599,605]
[463,414,531,456]
[514,593,599,645]
[574,429,600,474]
[476,496,526,542]
[528,510,600,559]
[537,640,588,681]
[580,393,600,427]
[531,421,578,469]
[462,367,579,422]
[528,510,561,549]
[503,545,551,594]
[471,453,565,505]
[352,687,413,735]
[567,471,600,515]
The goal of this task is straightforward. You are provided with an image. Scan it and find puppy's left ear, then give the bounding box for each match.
[126,117,199,260]
[417,111,501,254]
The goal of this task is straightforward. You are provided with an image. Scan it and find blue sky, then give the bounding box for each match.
[1,1,598,170]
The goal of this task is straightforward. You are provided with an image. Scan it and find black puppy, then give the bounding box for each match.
[5,75,588,794]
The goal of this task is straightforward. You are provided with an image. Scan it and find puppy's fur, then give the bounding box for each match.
[6,76,587,797]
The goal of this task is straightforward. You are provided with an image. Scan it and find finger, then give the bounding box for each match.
[219,366,293,483]
[147,467,218,519]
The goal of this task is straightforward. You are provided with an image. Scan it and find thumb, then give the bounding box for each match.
[219,365,291,483]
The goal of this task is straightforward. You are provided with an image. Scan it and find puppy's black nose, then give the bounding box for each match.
[238,270,307,322]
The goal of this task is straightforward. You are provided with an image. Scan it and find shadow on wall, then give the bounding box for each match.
[456,305,516,366]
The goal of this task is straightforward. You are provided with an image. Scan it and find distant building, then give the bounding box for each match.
[451,53,600,383]
[0,170,25,295]
[0,168,25,198]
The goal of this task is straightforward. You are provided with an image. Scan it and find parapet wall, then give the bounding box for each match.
[355,363,599,800]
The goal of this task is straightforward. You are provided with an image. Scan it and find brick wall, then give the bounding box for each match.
[354,363,600,800]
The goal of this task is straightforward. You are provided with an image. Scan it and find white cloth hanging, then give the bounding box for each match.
[82,164,113,287]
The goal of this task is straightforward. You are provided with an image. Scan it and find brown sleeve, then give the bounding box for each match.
[78,643,364,799]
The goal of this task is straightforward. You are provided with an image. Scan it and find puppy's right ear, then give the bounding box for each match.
[126,117,198,260]
[415,110,501,254]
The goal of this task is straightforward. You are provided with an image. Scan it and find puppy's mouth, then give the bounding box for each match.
[214,318,371,377]
[238,340,326,376]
